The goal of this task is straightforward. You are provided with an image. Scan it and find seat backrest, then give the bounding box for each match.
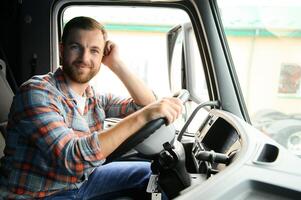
[0,59,14,158]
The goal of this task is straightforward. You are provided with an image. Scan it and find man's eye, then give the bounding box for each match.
[91,49,100,54]
[69,44,81,51]
[70,45,80,50]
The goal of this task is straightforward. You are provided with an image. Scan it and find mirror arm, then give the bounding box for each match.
[177,100,220,142]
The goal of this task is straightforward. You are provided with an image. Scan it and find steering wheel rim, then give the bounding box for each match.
[106,90,189,162]
[106,118,167,162]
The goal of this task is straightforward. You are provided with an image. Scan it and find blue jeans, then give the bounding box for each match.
[44,161,152,200]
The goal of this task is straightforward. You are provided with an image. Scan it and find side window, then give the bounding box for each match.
[168,25,184,93]
[60,6,209,130]
[218,0,301,157]
[186,24,208,103]
[62,6,187,98]
[167,23,209,103]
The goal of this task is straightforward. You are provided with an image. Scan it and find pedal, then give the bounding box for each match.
[151,193,162,200]
[146,174,159,193]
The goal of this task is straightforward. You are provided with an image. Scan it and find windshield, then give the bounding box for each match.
[217,0,301,157]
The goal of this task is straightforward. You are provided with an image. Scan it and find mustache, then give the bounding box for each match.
[73,61,91,68]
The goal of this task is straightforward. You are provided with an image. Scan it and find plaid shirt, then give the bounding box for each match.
[0,67,141,199]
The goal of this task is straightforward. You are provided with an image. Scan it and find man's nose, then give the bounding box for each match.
[79,48,90,63]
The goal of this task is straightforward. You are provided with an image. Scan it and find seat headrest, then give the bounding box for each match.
[0,60,14,123]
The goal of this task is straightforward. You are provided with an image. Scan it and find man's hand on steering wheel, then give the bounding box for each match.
[107,90,189,161]
[140,97,183,125]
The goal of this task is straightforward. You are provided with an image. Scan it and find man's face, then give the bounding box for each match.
[61,28,106,83]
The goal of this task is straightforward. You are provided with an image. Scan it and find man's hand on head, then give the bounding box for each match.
[100,40,156,106]
[102,40,122,71]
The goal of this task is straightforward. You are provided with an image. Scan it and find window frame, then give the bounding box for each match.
[51,0,249,122]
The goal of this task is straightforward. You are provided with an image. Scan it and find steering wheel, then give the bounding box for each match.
[106,90,190,162]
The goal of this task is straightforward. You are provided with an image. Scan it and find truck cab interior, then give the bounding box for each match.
[0,0,301,199]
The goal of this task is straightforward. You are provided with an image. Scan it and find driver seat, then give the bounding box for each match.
[0,59,14,158]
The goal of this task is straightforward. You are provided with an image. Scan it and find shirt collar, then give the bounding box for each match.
[53,67,95,100]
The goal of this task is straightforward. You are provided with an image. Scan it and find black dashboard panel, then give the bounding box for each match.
[201,117,240,153]
[191,113,241,175]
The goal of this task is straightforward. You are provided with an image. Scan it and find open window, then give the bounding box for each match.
[56,5,210,131]
[167,22,209,103]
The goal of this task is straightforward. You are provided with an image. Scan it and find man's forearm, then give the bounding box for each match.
[110,60,156,106]
[97,108,147,159]
[97,96,183,159]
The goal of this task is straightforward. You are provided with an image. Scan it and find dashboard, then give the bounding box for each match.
[177,109,301,199]
[192,113,241,175]
[104,109,301,199]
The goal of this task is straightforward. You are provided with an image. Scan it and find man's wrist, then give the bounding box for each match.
[110,61,130,78]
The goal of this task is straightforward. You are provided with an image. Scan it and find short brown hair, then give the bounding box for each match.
[61,16,107,45]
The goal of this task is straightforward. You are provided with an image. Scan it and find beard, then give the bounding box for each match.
[62,61,100,84]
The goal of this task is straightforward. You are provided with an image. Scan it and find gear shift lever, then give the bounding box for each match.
[151,140,191,199]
